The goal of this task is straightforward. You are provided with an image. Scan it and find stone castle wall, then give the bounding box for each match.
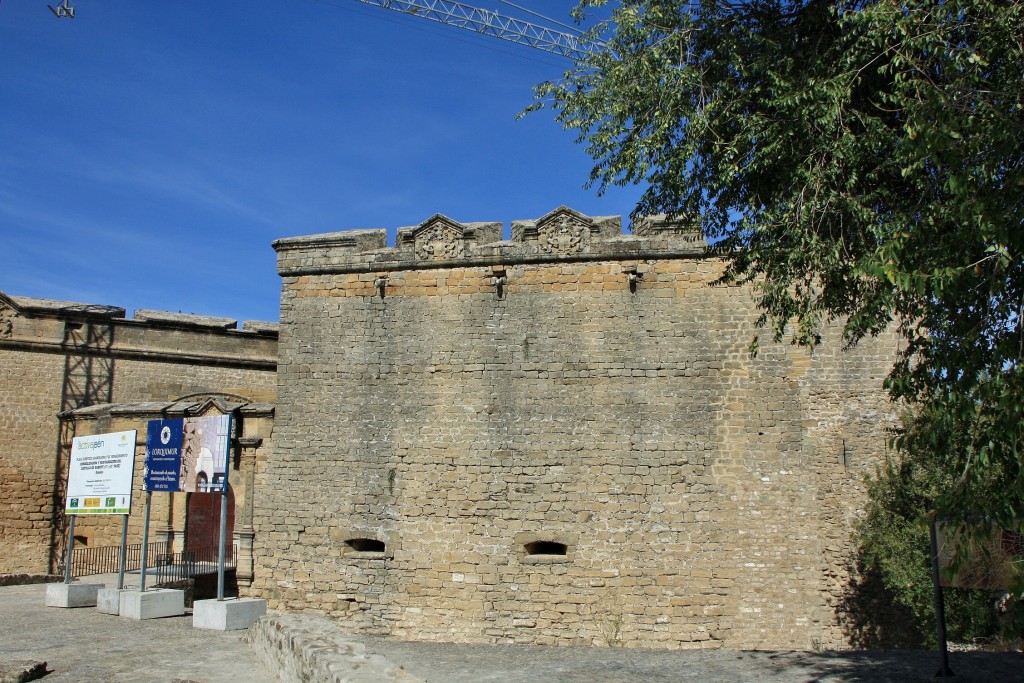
[0,345,66,574]
[0,293,278,574]
[253,208,897,649]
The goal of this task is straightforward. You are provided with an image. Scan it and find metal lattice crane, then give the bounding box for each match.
[351,0,601,60]
[49,0,76,18]
[44,0,604,60]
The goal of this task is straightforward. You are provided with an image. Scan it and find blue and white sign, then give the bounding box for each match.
[144,418,183,491]
[144,415,232,493]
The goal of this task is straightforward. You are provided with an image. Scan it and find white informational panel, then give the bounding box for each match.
[65,429,137,514]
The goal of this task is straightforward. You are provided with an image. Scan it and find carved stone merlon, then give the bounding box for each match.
[274,229,387,255]
[512,206,621,256]
[632,214,706,245]
[134,310,238,331]
[397,214,502,261]
[408,214,466,260]
[273,229,388,276]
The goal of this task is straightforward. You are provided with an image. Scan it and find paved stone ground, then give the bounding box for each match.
[2,580,1022,683]
[0,582,277,683]
[360,636,1024,683]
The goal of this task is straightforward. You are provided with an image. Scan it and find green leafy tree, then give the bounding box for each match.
[534,0,1023,592]
[859,412,999,646]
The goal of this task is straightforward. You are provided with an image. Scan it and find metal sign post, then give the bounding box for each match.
[139,491,152,592]
[929,517,954,678]
[63,515,76,584]
[217,486,228,600]
[215,415,234,601]
[116,513,129,590]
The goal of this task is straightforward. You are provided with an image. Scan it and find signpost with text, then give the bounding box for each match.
[142,414,232,594]
[63,430,137,585]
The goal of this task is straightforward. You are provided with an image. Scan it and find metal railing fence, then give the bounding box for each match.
[71,542,236,583]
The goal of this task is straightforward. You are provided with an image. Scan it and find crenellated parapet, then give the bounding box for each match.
[273,206,707,276]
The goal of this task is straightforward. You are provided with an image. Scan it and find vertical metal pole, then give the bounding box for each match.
[216,414,233,601]
[63,515,76,584]
[117,513,129,590]
[930,517,955,678]
[140,491,152,592]
[217,487,228,600]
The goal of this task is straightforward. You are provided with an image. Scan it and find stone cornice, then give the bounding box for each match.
[8,295,125,318]
[0,290,278,370]
[60,398,276,421]
[0,337,276,371]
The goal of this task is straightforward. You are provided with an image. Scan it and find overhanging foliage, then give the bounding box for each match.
[533,0,1024,601]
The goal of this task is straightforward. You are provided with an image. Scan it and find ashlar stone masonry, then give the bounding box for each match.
[253,207,898,650]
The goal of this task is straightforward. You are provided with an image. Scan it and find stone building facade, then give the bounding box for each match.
[252,207,898,650]
[0,291,277,576]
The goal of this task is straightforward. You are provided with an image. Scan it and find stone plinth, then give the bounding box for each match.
[193,597,267,630]
[45,582,102,608]
[119,588,185,620]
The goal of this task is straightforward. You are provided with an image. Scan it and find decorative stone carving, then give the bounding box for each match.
[0,302,14,339]
[414,217,465,261]
[536,208,590,255]
[632,214,705,243]
[512,207,599,251]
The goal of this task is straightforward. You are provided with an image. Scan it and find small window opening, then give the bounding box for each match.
[73,535,89,547]
[524,541,567,556]
[345,538,385,553]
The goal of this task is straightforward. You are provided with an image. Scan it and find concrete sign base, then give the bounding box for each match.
[193,597,267,630]
[119,588,185,620]
[96,588,130,615]
[45,582,102,608]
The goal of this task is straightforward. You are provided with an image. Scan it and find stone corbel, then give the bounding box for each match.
[373,274,388,299]
[623,264,645,294]
[490,267,508,300]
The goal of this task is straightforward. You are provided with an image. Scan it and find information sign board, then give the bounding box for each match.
[144,419,184,491]
[65,430,137,514]
[144,415,232,492]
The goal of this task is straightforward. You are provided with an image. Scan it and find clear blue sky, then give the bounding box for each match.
[0,0,642,323]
